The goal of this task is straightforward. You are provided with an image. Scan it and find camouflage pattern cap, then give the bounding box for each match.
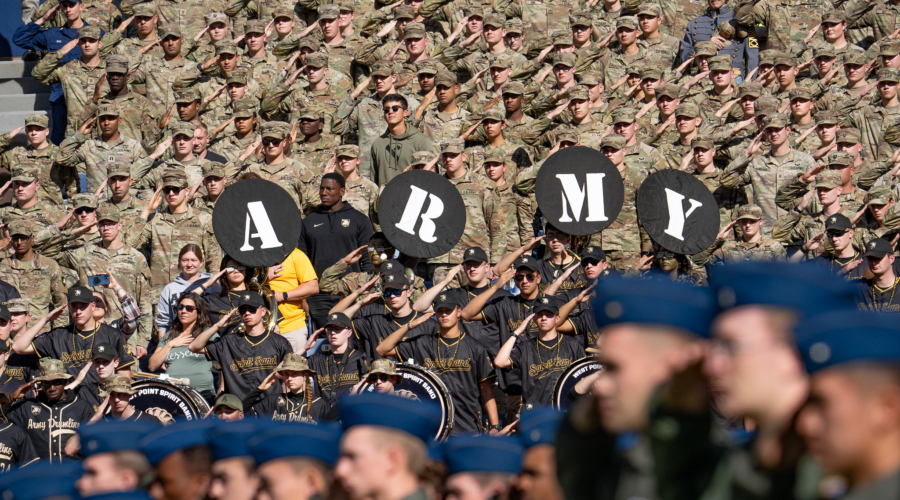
[482,107,506,122]
[103,375,136,395]
[599,134,626,149]
[106,54,129,74]
[843,51,867,65]
[97,103,120,117]
[336,145,360,158]
[763,113,790,129]
[226,72,248,86]
[484,13,506,27]
[693,41,718,57]
[637,3,661,17]
[813,169,842,189]
[259,121,289,139]
[78,26,102,40]
[367,359,400,377]
[202,162,226,179]
[244,20,267,34]
[836,128,861,144]
[482,147,505,164]
[505,18,523,34]
[161,169,189,188]
[434,71,458,86]
[214,39,239,55]
[403,23,426,39]
[174,87,200,103]
[655,83,682,99]
[788,87,813,100]
[821,9,846,23]
[579,71,602,86]
[773,54,796,67]
[568,85,590,101]
[317,4,339,20]
[441,138,465,154]
[675,102,700,118]
[24,114,48,128]
[569,10,592,26]
[815,110,841,125]
[132,3,155,17]
[370,60,394,77]
[272,6,296,20]
[640,66,663,80]
[736,204,762,221]
[107,163,130,178]
[691,134,714,149]
[10,165,38,182]
[754,96,780,117]
[737,81,763,98]
[394,5,415,19]
[826,151,854,166]
[297,37,318,51]
[232,98,257,119]
[72,193,98,210]
[297,107,322,121]
[881,41,900,57]
[867,185,893,205]
[416,59,439,75]
[488,54,512,69]
[35,359,72,382]
[462,5,483,17]
[708,55,732,71]
[5,298,29,313]
[758,49,779,66]
[170,121,195,138]
[812,44,836,59]
[552,30,574,46]
[96,206,120,223]
[278,353,316,373]
[501,81,524,95]
[616,16,639,30]
[552,52,576,68]
[556,128,580,144]
[409,151,436,167]
[158,24,182,39]
[205,12,227,26]
[610,107,636,124]
[878,67,900,83]
[6,219,33,237]
[305,52,329,68]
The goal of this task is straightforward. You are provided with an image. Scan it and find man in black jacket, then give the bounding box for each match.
[298,173,374,328]
[0,279,20,304]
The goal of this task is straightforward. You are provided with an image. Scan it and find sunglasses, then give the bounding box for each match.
[262,138,282,146]
[582,258,601,267]
[162,187,182,195]
[382,289,406,297]
[368,246,394,253]
[514,273,536,282]
[656,252,675,259]
[177,304,197,312]
[74,208,95,215]
[9,235,29,242]
[383,105,404,113]
[826,230,848,238]
[226,266,246,272]
[366,374,392,383]
[238,305,261,314]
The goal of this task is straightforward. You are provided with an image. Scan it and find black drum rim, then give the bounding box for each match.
[551,356,604,410]
[131,379,210,424]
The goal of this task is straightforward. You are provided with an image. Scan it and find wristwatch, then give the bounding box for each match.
[489,424,502,431]
[282,292,288,302]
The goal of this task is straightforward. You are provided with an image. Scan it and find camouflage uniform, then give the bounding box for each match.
[482,148,525,252]
[734,0,831,52]
[812,52,870,115]
[191,163,226,216]
[98,166,149,242]
[260,52,348,134]
[412,71,472,142]
[145,0,227,35]
[636,3,680,69]
[694,204,787,264]
[292,109,340,170]
[128,26,202,109]
[329,145,379,218]
[685,55,741,122]
[0,116,76,205]
[112,4,166,76]
[689,135,742,230]
[775,151,867,215]
[493,0,576,36]
[847,68,900,162]
[0,168,66,230]
[31,26,109,139]
[610,108,668,175]
[844,0,900,43]
[77,56,159,147]
[35,0,122,34]
[319,260,427,301]
[598,18,651,89]
[773,170,856,251]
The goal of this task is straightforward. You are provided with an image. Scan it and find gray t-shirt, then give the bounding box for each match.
[159,333,219,400]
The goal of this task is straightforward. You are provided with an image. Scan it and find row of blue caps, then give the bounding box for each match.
[589,261,900,374]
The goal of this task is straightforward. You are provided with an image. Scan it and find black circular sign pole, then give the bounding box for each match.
[378,170,467,259]
[212,179,303,268]
[636,170,720,255]
[534,146,625,236]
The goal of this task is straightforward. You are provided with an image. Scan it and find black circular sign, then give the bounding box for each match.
[552,357,603,411]
[130,380,210,424]
[636,169,720,255]
[378,170,467,259]
[535,146,624,236]
[212,179,302,267]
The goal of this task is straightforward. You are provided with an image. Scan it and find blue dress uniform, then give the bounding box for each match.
[679,6,759,76]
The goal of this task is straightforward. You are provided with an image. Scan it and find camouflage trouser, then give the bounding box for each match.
[432,265,469,289]
[605,250,642,275]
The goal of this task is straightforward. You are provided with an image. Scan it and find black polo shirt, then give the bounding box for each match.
[352,310,427,360]
[505,333,585,406]
[307,348,369,406]
[204,324,293,400]
[32,324,135,389]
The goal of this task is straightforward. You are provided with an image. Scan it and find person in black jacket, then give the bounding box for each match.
[0,279,20,305]
[298,173,374,328]
[242,354,333,423]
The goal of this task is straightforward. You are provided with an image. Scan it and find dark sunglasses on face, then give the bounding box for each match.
[226,265,246,272]
[74,208,95,215]
[9,235,29,242]
[382,289,406,297]
[238,305,260,314]
[368,246,394,254]
[827,229,848,238]
[383,105,404,113]
[162,187,182,195]
[515,273,536,282]
[657,252,675,259]
[262,138,282,147]
[177,304,197,313]
[582,258,600,267]
[367,374,392,383]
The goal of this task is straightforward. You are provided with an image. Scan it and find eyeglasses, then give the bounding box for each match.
[383,105,404,113]
[162,187,182,195]
[368,246,394,254]
[656,252,675,259]
[262,138,282,147]
[238,305,260,314]
[226,266,246,273]
[545,232,567,241]
[74,208,95,215]
[826,229,848,238]
[382,289,406,297]
[514,273,536,282]
[366,374,392,383]
[177,304,197,312]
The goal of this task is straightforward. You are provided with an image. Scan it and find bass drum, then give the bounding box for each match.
[130,380,211,425]
[552,357,603,411]
[359,363,455,440]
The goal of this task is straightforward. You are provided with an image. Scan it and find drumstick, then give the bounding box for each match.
[134,371,191,386]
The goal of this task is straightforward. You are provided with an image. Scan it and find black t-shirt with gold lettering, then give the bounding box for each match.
[205,325,293,400]
[480,293,548,394]
[0,423,38,471]
[352,310,426,360]
[308,348,369,406]
[32,324,135,389]
[396,323,495,435]
[506,333,585,406]
[443,285,511,357]
[856,277,900,313]
[1,352,38,393]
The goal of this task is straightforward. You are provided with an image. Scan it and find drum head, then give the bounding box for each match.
[359,363,455,440]
[131,380,210,425]
[552,357,603,411]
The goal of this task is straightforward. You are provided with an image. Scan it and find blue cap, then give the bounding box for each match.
[709,262,858,318]
[138,419,216,466]
[208,421,270,461]
[590,277,717,337]
[339,393,442,442]
[79,421,159,456]
[248,422,342,466]
[0,463,82,500]
[796,310,900,374]
[518,407,563,448]
[442,436,524,475]
[86,492,155,500]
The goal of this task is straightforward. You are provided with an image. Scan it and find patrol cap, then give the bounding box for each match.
[867,185,893,205]
[815,110,841,125]
[10,165,37,183]
[103,374,136,396]
[335,144,360,159]
[441,138,465,154]
[878,67,900,83]
[242,20,265,35]
[278,353,315,374]
[569,10,592,26]
[409,151,436,167]
[864,237,894,258]
[249,422,342,466]
[433,292,462,310]
[463,247,488,263]
[6,219,32,237]
[5,298,29,313]
[735,204,762,221]
[394,4,416,19]
[551,30,574,46]
[79,421,159,457]
[533,296,560,315]
[24,114,48,128]
[105,161,131,178]
[225,72,248,86]
[579,71,602,86]
[367,359,400,377]
[513,255,540,272]
[505,18,523,34]
[340,392,442,442]
[92,342,117,361]
[139,420,216,465]
[555,128,579,145]
[462,5,483,18]
[78,25,102,40]
[826,151,854,167]
[483,13,506,27]
[812,44,836,59]
[482,107,506,123]
[297,37,318,51]
[821,9,845,23]
[214,39,239,56]
[758,49,778,66]
[370,59,394,77]
[106,54,129,74]
[443,436,524,475]
[599,134,627,150]
[236,291,267,309]
[205,12,227,26]
[161,169,189,188]
[640,66,664,80]
[0,306,9,323]
[616,16,639,30]
[403,22,426,40]
[735,82,762,100]
[297,108,322,121]
[208,421,264,461]
[708,55,732,71]
[708,262,859,317]
[324,312,353,329]
[158,24,182,39]
[836,128,861,144]
[773,53,797,67]
[271,6,296,20]
[488,54,512,69]
[97,102,121,118]
[675,102,700,118]
[317,3,339,20]
[789,87,813,100]
[501,81,525,96]
[637,2,662,16]
[610,107,636,124]
[581,245,607,262]
[0,463,82,500]
[763,113,789,129]
[416,59,439,75]
[691,134,714,150]
[174,87,200,103]
[796,310,900,374]
[551,52,576,68]
[67,285,93,304]
[482,147,505,163]
[693,40,718,57]
[132,3,156,17]
[824,213,852,231]
[813,169,842,189]
[591,277,717,337]
[96,206,120,223]
[259,121,289,139]
[381,272,409,290]
[214,393,244,412]
[880,41,900,57]
[435,71,458,86]
[518,407,563,448]
[170,121,195,138]
[655,83,682,100]
[843,51,868,66]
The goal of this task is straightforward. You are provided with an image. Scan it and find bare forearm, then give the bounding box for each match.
[188,326,218,353]
[480,382,499,425]
[375,324,410,357]
[494,336,515,368]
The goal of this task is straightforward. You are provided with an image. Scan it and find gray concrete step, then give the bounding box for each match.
[0,77,49,96]
[0,93,50,112]
[0,111,48,134]
[0,60,39,80]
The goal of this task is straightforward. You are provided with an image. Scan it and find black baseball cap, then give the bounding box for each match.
[825,214,852,231]
[236,291,267,309]
[864,238,894,259]
[324,312,352,329]
[0,305,10,323]
[379,259,404,276]
[92,342,117,361]
[433,292,462,310]
[513,256,540,272]
[67,286,93,304]
[462,247,488,263]
[580,246,607,262]
[532,296,560,315]
[382,273,409,290]
[0,339,9,354]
